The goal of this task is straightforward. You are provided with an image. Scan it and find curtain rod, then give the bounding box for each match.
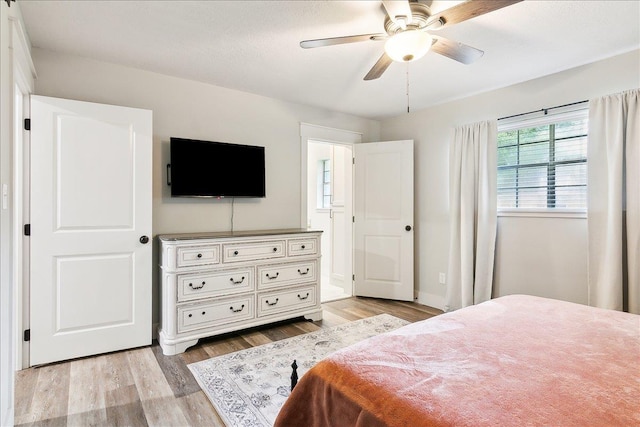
[498,100,588,121]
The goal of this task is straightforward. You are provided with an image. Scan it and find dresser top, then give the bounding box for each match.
[158,228,322,241]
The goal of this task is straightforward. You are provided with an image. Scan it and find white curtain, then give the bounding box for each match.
[445,120,497,312]
[588,89,640,314]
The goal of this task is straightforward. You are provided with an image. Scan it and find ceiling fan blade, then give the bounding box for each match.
[382,0,412,27]
[427,0,522,29]
[364,52,394,81]
[431,35,484,64]
[300,33,387,49]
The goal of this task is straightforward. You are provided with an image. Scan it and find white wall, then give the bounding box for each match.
[381,49,640,309]
[30,47,381,325]
[22,42,640,321]
[493,216,588,303]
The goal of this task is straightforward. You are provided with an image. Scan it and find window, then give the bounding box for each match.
[318,159,331,208]
[497,109,588,211]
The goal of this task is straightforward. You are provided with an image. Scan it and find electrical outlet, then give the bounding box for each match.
[439,272,446,285]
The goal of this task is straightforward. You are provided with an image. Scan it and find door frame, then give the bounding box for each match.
[13,75,31,370]
[300,123,361,298]
[8,13,36,372]
[0,11,36,425]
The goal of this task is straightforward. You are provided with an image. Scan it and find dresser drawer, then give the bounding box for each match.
[257,260,317,290]
[177,268,254,302]
[176,245,220,268]
[288,237,318,257]
[222,240,285,263]
[178,296,254,333]
[257,285,317,317]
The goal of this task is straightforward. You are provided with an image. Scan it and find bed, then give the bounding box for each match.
[274,294,640,427]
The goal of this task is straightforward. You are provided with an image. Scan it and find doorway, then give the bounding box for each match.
[307,141,353,302]
[300,123,361,303]
[300,125,415,304]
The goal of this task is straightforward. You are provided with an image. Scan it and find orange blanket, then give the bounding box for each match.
[275,295,640,427]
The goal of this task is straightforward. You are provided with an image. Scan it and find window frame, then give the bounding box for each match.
[497,107,588,218]
[316,158,331,210]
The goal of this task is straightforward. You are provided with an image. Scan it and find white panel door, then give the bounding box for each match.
[30,95,152,366]
[354,140,413,301]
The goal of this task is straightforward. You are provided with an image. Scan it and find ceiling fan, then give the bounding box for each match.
[300,0,522,80]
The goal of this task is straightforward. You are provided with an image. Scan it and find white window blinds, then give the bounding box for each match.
[497,108,588,210]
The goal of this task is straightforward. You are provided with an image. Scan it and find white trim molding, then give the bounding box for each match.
[300,122,363,145]
[498,209,587,219]
[416,291,445,312]
[9,14,37,84]
[2,4,36,426]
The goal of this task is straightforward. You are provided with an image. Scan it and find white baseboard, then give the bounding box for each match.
[416,291,445,311]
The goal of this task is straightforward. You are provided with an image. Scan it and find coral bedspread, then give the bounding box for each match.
[274,295,640,427]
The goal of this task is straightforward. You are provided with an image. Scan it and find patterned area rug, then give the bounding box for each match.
[188,314,408,427]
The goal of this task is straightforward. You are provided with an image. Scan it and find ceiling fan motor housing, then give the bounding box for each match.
[384,2,435,35]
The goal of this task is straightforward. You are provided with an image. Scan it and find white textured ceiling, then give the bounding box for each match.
[19,1,640,120]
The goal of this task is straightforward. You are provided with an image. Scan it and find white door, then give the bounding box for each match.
[329,145,353,295]
[30,95,153,366]
[354,140,414,301]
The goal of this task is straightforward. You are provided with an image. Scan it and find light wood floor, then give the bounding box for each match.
[14,297,442,427]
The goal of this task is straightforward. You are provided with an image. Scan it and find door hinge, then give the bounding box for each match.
[24,224,30,236]
[24,118,31,131]
[352,274,355,281]
[352,216,355,223]
[23,329,30,342]
[352,157,355,165]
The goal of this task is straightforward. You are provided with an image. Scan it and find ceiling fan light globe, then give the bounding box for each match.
[384,30,433,63]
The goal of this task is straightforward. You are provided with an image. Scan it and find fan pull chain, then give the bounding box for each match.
[406,63,410,114]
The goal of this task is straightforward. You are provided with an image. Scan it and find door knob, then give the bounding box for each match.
[405,225,412,231]
[139,235,149,244]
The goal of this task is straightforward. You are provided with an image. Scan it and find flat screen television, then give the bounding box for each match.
[169,137,266,198]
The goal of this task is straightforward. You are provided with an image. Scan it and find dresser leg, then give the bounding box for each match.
[304,310,323,322]
[158,330,199,355]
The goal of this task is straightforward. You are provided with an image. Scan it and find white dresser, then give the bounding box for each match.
[158,229,323,355]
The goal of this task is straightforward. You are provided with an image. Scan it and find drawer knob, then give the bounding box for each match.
[189,281,206,290]
[265,298,279,306]
[301,245,306,249]
[298,293,310,300]
[266,272,279,280]
[230,276,245,285]
[273,247,278,252]
[233,250,239,256]
[197,253,202,258]
[298,268,310,275]
[230,304,245,313]
[202,311,206,315]
[188,314,193,318]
